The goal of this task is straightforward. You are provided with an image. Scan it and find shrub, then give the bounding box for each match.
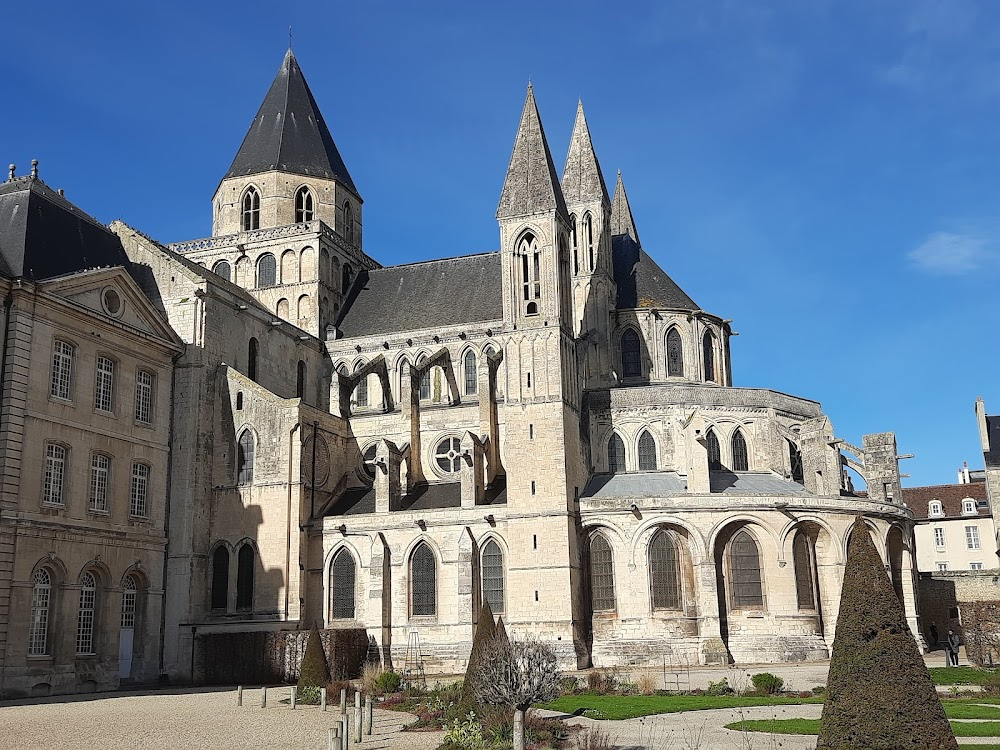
[812,685,826,695]
[751,672,784,695]
[634,672,657,695]
[297,685,322,705]
[361,662,380,694]
[297,627,329,692]
[707,677,734,696]
[817,516,957,749]
[586,669,619,694]
[443,712,484,749]
[559,675,580,695]
[374,670,402,695]
[573,726,615,750]
[982,673,1000,696]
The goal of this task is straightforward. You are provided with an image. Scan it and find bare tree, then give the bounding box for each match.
[473,636,561,750]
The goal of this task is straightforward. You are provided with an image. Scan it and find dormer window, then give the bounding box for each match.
[963,499,977,516]
[929,501,943,517]
[295,186,314,223]
[241,187,260,231]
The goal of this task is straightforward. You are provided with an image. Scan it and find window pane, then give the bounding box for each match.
[649,531,680,610]
[76,572,97,654]
[135,370,153,424]
[793,533,815,609]
[236,545,254,610]
[211,547,229,610]
[51,340,73,399]
[703,332,715,382]
[590,534,616,612]
[238,431,255,485]
[638,431,657,471]
[666,328,684,377]
[621,330,641,378]
[257,254,276,288]
[96,356,115,412]
[130,463,149,517]
[90,454,109,512]
[411,544,437,616]
[29,569,51,655]
[331,549,356,619]
[732,430,749,472]
[213,261,231,282]
[608,434,625,474]
[464,351,477,396]
[482,540,504,613]
[729,530,763,609]
[706,430,722,470]
[44,444,66,505]
[121,576,138,628]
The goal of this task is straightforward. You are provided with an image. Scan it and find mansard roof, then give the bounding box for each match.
[336,252,503,338]
[497,85,568,220]
[224,49,359,195]
[561,101,610,207]
[610,172,698,311]
[0,175,129,280]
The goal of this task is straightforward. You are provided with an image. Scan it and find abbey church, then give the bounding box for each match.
[0,50,921,697]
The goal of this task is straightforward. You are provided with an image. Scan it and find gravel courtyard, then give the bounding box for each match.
[0,686,444,750]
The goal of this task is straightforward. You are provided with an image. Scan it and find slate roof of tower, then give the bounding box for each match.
[336,252,503,338]
[611,172,699,311]
[224,49,358,195]
[0,176,130,280]
[497,85,568,219]
[561,102,610,206]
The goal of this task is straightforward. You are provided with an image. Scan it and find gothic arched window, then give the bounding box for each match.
[703,330,716,382]
[649,529,681,610]
[237,430,255,486]
[241,187,260,231]
[732,429,749,472]
[247,337,258,382]
[296,360,306,400]
[788,440,804,484]
[29,568,52,655]
[76,571,98,654]
[410,543,437,616]
[342,202,354,245]
[417,356,431,401]
[728,530,764,610]
[519,233,541,314]
[213,260,231,283]
[257,253,276,288]
[236,544,254,611]
[464,350,477,396]
[295,186,314,223]
[638,430,657,471]
[705,428,722,470]
[589,533,616,612]
[330,548,356,619]
[342,263,353,294]
[121,575,138,630]
[666,327,684,377]
[481,539,505,614]
[793,531,816,610]
[584,213,595,270]
[608,433,626,474]
[211,546,229,610]
[354,362,367,408]
[621,329,641,378]
[570,215,579,274]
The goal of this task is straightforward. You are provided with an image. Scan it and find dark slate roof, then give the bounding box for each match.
[986,415,1000,468]
[337,252,502,338]
[561,102,610,206]
[610,172,699,311]
[325,478,507,516]
[497,85,568,219]
[903,483,990,520]
[224,49,358,195]
[581,471,809,499]
[0,176,129,280]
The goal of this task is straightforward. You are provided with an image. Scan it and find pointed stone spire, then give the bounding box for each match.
[225,49,358,195]
[497,85,568,220]
[561,101,610,206]
[610,170,639,244]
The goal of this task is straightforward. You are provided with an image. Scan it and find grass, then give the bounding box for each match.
[726,718,1000,738]
[540,693,822,720]
[929,666,1000,685]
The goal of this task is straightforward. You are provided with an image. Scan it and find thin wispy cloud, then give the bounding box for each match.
[907,230,996,275]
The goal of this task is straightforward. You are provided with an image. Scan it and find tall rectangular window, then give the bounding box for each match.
[95,356,115,412]
[130,463,149,518]
[972,562,984,571]
[89,454,109,512]
[966,525,981,550]
[75,572,96,654]
[50,340,73,400]
[135,370,153,424]
[934,528,945,548]
[43,444,66,505]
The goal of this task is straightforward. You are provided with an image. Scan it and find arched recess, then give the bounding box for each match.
[409,540,437,617]
[665,326,684,377]
[212,260,232,283]
[276,298,289,320]
[241,186,260,231]
[648,526,696,615]
[256,253,277,288]
[731,428,749,472]
[300,246,316,282]
[480,537,505,614]
[713,522,769,661]
[703,329,716,382]
[620,328,642,379]
[587,530,616,615]
[705,427,722,470]
[637,429,657,471]
[281,249,297,284]
[329,546,358,620]
[607,433,626,473]
[210,543,231,611]
[886,525,906,604]
[235,540,256,612]
[295,186,313,223]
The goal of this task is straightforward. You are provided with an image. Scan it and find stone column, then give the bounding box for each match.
[374,439,402,513]
[687,417,710,495]
[400,362,425,485]
[459,432,485,509]
[696,560,728,665]
[479,350,503,484]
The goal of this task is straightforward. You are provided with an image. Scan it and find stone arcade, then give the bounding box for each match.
[0,50,921,697]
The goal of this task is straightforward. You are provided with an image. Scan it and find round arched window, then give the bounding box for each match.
[362,444,378,481]
[102,288,122,317]
[434,437,462,474]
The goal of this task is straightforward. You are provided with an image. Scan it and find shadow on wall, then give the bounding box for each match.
[917,573,961,650]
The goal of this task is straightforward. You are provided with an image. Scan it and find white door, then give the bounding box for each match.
[118,628,134,678]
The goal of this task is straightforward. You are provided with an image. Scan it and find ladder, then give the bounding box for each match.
[402,629,426,690]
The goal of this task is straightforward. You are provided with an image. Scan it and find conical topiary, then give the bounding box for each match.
[496,615,509,645]
[461,600,497,708]
[817,516,957,749]
[297,627,330,692]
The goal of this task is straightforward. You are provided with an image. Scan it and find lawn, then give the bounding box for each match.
[726,718,1000,738]
[929,666,1000,685]
[540,693,822,720]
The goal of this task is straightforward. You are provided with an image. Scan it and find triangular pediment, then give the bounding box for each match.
[41,267,182,346]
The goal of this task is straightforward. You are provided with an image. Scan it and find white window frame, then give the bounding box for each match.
[130,463,150,518]
[937,562,949,572]
[95,356,115,413]
[963,499,977,516]
[971,562,984,571]
[934,527,945,548]
[930,501,943,517]
[50,340,74,400]
[75,572,97,655]
[135,369,154,425]
[121,576,137,628]
[28,568,51,656]
[89,453,110,513]
[43,443,66,506]
[966,525,981,550]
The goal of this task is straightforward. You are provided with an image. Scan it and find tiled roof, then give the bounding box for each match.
[904,482,990,520]
[0,176,129,280]
[224,50,358,195]
[336,252,502,338]
[324,478,507,516]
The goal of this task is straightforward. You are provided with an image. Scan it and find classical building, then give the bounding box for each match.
[1,49,926,696]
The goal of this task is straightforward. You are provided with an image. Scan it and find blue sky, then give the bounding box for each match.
[4,0,999,487]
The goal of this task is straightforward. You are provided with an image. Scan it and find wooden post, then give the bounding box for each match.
[321,687,327,711]
[340,718,349,750]
[340,688,347,716]
[261,686,267,708]
[354,692,362,743]
[328,726,342,750]
[290,685,297,709]
[364,694,372,735]
[237,685,243,707]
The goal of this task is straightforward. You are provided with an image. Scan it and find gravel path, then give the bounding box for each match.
[0,686,444,750]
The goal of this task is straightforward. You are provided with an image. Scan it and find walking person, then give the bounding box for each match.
[947,629,961,667]
[929,622,939,651]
